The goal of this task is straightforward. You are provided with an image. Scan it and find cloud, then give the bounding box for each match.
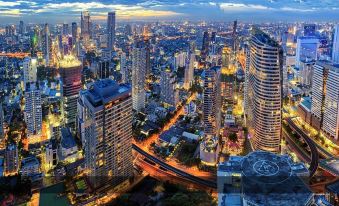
[219,3,270,11]
[33,1,182,19]
[0,1,21,7]
[1,0,339,21]
[0,9,21,16]
[280,7,315,12]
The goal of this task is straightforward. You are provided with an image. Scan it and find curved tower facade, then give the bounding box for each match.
[248,28,283,153]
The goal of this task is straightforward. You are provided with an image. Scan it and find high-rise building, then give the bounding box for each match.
[332,25,339,64]
[78,79,133,188]
[183,53,195,90]
[71,22,77,45]
[0,103,3,139]
[220,73,234,103]
[221,47,231,69]
[59,55,82,129]
[45,139,58,171]
[120,52,128,83]
[63,23,69,36]
[174,51,186,69]
[243,43,250,123]
[23,57,37,88]
[218,151,313,206]
[145,39,151,78]
[160,68,178,107]
[232,20,238,51]
[131,40,147,112]
[80,11,91,39]
[201,31,210,59]
[96,58,110,79]
[203,66,221,137]
[247,28,283,153]
[311,61,330,130]
[5,25,15,36]
[311,61,339,140]
[24,83,42,136]
[322,63,339,141]
[4,144,19,175]
[299,60,315,87]
[304,24,316,36]
[19,20,24,35]
[43,23,51,65]
[296,37,318,67]
[211,31,217,43]
[107,11,116,51]
[125,24,132,36]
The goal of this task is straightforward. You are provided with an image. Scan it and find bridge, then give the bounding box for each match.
[132,144,217,189]
[285,117,319,176]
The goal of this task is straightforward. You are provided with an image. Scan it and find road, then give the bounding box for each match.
[283,129,311,163]
[285,117,319,176]
[133,92,214,180]
[133,144,217,189]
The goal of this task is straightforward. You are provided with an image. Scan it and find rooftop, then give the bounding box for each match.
[316,60,339,73]
[86,79,131,107]
[300,97,311,111]
[59,55,81,68]
[21,156,39,167]
[218,151,313,206]
[252,27,279,47]
[60,127,76,149]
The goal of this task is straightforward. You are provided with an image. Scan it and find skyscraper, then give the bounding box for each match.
[43,23,51,65]
[203,66,221,137]
[24,83,42,136]
[322,63,339,141]
[183,53,195,90]
[63,23,69,35]
[174,51,186,69]
[311,62,329,130]
[201,31,210,59]
[0,103,4,139]
[131,40,147,112]
[332,25,339,64]
[247,28,283,153]
[80,11,91,39]
[107,11,116,51]
[232,20,238,51]
[4,144,19,175]
[71,22,77,46]
[221,47,231,69]
[160,68,178,107]
[96,58,110,79]
[78,79,133,188]
[23,57,37,89]
[59,55,82,129]
[120,52,128,83]
[145,39,151,78]
[311,61,339,140]
[296,36,318,67]
[304,24,316,36]
[218,151,313,206]
[19,20,24,35]
[243,42,250,124]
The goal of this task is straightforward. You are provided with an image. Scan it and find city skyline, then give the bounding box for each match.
[1,0,339,23]
[1,2,339,205]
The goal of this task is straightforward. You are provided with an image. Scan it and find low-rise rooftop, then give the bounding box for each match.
[60,127,76,149]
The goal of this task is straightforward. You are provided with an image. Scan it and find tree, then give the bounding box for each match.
[228,133,238,142]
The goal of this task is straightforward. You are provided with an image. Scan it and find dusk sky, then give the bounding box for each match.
[1,0,339,23]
